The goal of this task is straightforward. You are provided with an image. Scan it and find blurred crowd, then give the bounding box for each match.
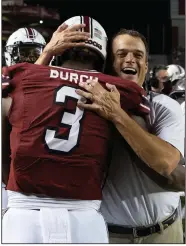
[172,46,185,68]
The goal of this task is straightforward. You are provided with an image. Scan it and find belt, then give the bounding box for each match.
[108,208,178,238]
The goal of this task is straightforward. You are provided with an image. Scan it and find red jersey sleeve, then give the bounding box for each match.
[2,63,29,98]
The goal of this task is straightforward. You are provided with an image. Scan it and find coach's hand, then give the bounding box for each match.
[44,23,90,56]
[76,79,121,121]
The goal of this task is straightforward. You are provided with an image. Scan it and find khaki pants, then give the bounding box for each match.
[109,218,183,244]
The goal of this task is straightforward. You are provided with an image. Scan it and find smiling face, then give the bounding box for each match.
[112,34,148,86]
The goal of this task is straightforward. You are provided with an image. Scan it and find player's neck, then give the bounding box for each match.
[62,61,95,71]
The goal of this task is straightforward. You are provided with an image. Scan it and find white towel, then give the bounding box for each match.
[39,208,71,243]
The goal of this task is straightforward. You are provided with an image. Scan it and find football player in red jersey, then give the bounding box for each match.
[2,16,149,243]
[2,28,46,212]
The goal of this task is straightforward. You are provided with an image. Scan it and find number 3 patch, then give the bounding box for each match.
[44,86,86,153]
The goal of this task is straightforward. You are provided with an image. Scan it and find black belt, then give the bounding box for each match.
[108,208,178,238]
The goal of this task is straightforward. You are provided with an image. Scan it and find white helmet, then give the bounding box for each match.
[64,16,108,61]
[169,77,185,101]
[167,64,185,82]
[4,28,46,66]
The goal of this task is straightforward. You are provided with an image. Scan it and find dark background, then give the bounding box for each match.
[3,0,174,69]
[24,0,172,55]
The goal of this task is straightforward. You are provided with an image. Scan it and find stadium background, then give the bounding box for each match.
[2,0,185,70]
[2,0,185,234]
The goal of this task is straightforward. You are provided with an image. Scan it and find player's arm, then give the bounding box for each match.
[35,23,90,66]
[76,81,182,176]
[2,97,12,185]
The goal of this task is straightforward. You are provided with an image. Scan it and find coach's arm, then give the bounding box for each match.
[76,80,182,176]
[35,23,90,66]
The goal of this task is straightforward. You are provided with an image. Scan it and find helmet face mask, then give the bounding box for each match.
[5,43,44,65]
[4,28,46,66]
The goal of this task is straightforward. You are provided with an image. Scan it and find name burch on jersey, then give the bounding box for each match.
[50,69,99,84]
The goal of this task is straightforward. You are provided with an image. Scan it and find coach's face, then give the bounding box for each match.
[112,34,148,86]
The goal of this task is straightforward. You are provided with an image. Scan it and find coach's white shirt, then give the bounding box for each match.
[181,101,185,118]
[101,94,184,227]
[2,183,8,210]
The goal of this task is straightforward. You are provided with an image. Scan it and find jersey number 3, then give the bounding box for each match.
[44,86,85,153]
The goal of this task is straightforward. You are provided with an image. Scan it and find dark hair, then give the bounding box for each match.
[151,64,167,77]
[52,47,104,72]
[148,64,168,89]
[111,29,149,60]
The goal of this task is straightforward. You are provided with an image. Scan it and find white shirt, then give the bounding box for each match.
[2,183,8,210]
[181,101,185,117]
[100,94,184,227]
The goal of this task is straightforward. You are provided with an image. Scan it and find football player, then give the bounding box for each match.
[149,64,185,116]
[4,27,46,66]
[149,64,185,96]
[2,28,46,211]
[2,16,149,243]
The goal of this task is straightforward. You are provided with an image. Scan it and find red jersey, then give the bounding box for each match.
[4,63,149,199]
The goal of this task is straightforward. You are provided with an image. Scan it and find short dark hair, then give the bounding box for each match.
[111,29,149,60]
[151,64,167,77]
[52,47,104,72]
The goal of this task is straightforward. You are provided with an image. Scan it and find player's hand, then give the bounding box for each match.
[76,79,121,121]
[43,23,90,56]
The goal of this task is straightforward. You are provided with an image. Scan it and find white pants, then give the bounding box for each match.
[2,183,8,210]
[2,207,108,243]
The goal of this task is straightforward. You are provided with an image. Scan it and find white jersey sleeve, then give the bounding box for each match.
[150,94,184,156]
